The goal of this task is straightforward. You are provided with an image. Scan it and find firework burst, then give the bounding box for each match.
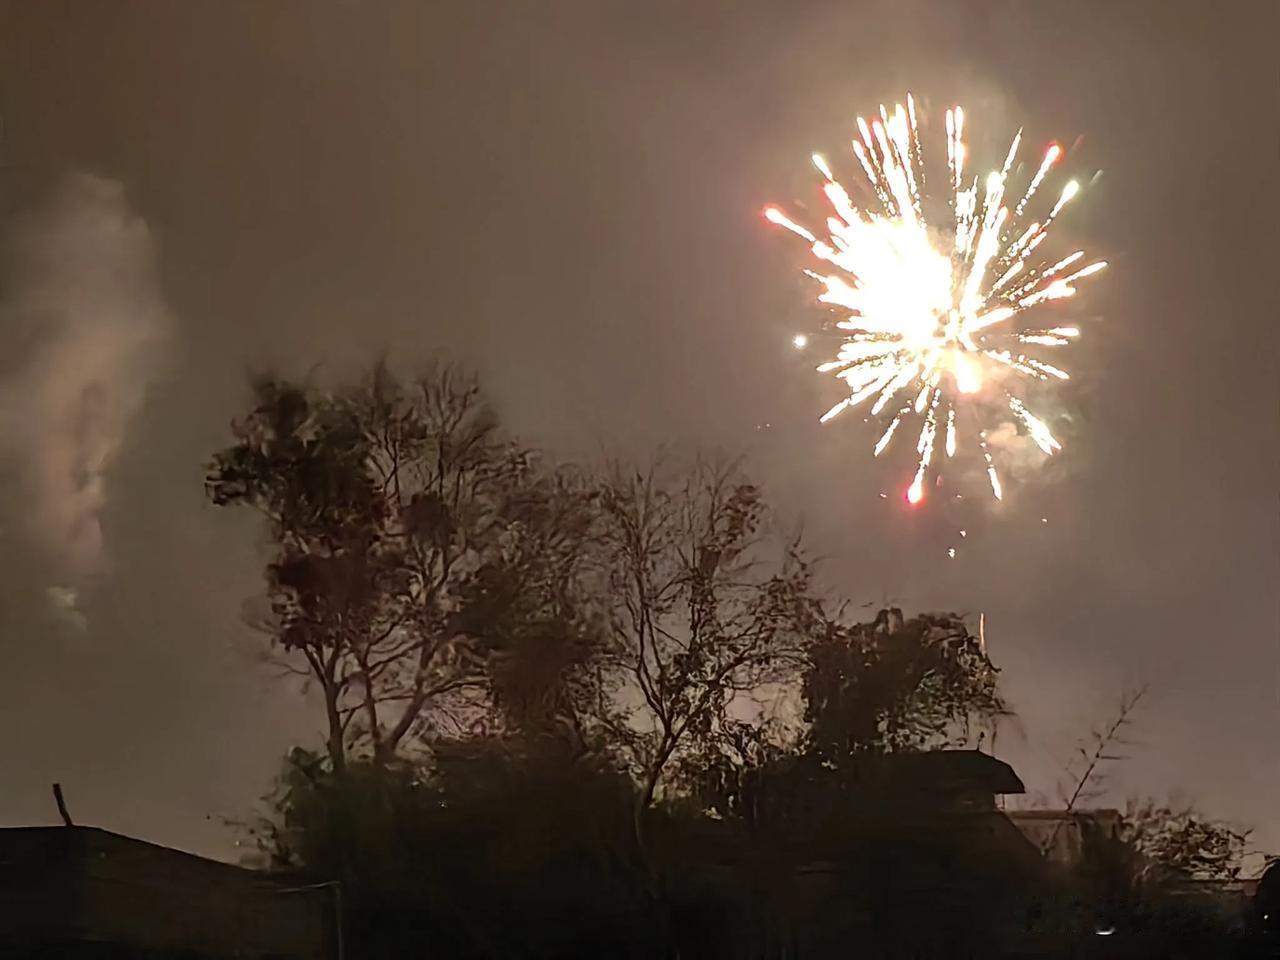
[765,95,1105,504]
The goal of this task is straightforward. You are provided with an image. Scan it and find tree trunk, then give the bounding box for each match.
[633,771,674,960]
[634,750,668,856]
[323,688,347,777]
[372,741,396,769]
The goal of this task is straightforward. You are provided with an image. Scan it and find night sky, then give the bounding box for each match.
[0,0,1276,861]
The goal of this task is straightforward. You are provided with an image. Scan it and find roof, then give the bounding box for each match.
[0,826,335,957]
[0,825,269,879]
[876,750,1026,796]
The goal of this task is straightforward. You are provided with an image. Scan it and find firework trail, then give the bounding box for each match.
[765,96,1105,503]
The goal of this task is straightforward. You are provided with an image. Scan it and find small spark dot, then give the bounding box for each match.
[947,548,956,559]
[959,530,967,537]
[792,334,808,349]
[878,492,888,499]
[1041,517,1048,523]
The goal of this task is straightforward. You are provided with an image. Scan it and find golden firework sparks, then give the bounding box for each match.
[765,95,1105,503]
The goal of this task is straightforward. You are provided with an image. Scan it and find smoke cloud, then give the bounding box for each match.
[983,419,1048,482]
[0,174,171,578]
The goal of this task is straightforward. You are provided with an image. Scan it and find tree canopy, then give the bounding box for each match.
[209,362,1255,960]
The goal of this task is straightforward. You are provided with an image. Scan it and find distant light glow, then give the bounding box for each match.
[793,333,809,348]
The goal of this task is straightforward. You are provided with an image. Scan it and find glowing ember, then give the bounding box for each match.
[766,94,1105,502]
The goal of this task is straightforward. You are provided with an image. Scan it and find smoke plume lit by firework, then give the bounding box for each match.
[0,175,171,581]
[766,95,1105,504]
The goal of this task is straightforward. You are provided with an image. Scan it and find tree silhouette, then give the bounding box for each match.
[803,607,1005,760]
[207,363,590,769]
[210,365,1257,960]
[595,458,816,845]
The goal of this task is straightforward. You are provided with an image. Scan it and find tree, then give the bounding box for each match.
[458,464,606,749]
[207,363,581,770]
[1068,799,1251,956]
[249,744,659,960]
[1120,798,1249,885]
[1037,685,1147,854]
[803,607,1005,761]
[206,377,390,773]
[595,459,816,832]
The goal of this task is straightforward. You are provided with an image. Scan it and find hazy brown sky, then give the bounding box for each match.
[0,0,1276,860]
